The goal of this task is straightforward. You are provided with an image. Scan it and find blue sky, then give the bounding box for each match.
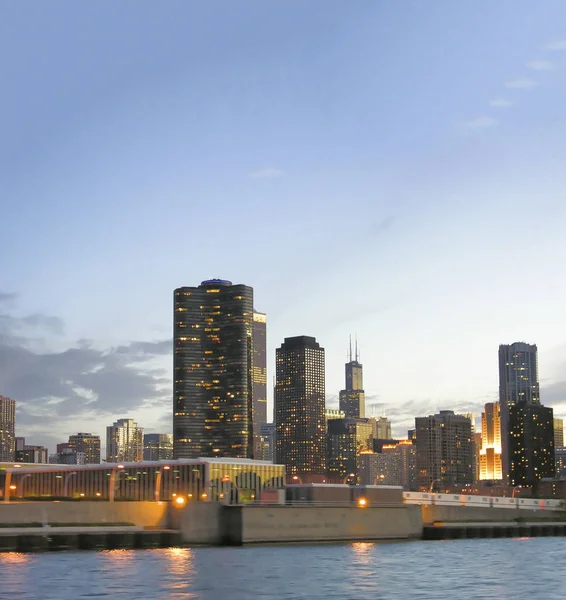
[2,1,566,452]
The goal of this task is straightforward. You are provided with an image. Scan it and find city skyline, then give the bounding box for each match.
[2,2,566,450]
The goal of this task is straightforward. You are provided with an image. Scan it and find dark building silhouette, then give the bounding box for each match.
[415,410,473,492]
[275,336,326,482]
[499,342,540,478]
[173,279,254,459]
[339,337,365,418]
[252,312,267,459]
[327,417,372,482]
[508,402,555,487]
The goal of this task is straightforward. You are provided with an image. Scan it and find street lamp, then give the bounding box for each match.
[374,473,386,485]
[429,479,442,493]
[63,472,77,497]
[343,473,356,485]
[154,465,170,503]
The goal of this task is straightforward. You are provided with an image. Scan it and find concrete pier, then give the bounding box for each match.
[422,522,566,540]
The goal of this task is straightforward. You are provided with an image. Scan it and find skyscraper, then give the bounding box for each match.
[554,418,564,449]
[499,342,540,478]
[259,423,276,462]
[479,402,502,480]
[368,416,392,441]
[0,396,16,462]
[68,432,101,464]
[173,279,254,459]
[275,336,326,482]
[415,410,473,491]
[252,311,267,458]
[327,417,373,482]
[143,433,173,461]
[339,338,365,418]
[508,402,555,487]
[106,418,144,463]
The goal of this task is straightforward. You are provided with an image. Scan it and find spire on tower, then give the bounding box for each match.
[348,334,353,362]
[355,334,359,362]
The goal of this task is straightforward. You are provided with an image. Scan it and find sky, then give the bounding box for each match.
[1,1,566,453]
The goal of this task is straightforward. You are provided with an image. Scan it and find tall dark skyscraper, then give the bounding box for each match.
[252,311,267,458]
[499,342,540,479]
[508,402,555,487]
[275,336,326,482]
[339,337,365,418]
[173,279,254,459]
[0,396,16,462]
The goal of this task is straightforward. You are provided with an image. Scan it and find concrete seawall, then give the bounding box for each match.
[421,505,566,525]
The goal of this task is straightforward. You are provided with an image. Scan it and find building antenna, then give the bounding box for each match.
[348,334,352,362]
[355,334,359,362]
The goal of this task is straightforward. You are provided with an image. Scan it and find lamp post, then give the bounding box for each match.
[20,473,32,498]
[154,465,170,502]
[374,473,386,485]
[429,479,442,493]
[343,472,356,485]
[109,465,125,502]
[63,472,77,497]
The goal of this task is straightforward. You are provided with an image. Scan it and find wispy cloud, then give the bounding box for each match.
[545,40,566,51]
[489,98,513,108]
[462,116,498,129]
[526,60,554,71]
[249,167,283,179]
[505,77,538,89]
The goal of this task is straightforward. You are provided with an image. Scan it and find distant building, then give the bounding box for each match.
[275,336,326,482]
[68,433,101,464]
[473,432,482,482]
[57,448,86,465]
[173,279,254,459]
[143,433,173,461]
[365,440,416,490]
[338,338,365,418]
[0,395,16,462]
[106,418,144,463]
[480,402,502,480]
[325,408,345,423]
[327,418,373,482]
[259,423,276,462]
[252,311,267,459]
[415,410,473,491]
[554,418,564,449]
[508,402,555,487]
[555,447,566,479]
[368,416,392,441]
[499,342,540,479]
[407,429,416,441]
[15,438,48,464]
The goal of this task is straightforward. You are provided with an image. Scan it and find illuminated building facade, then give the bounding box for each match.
[143,433,173,461]
[555,447,566,479]
[480,402,502,480]
[327,417,373,482]
[68,432,101,465]
[173,279,254,459]
[339,339,365,418]
[252,311,267,459]
[415,410,473,491]
[365,440,416,489]
[369,416,392,441]
[259,423,276,462]
[499,342,540,478]
[0,396,16,462]
[275,336,326,482]
[554,418,564,449]
[106,419,144,463]
[508,402,555,487]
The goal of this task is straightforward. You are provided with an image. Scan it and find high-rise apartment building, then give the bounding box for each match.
[143,433,173,461]
[259,423,276,462]
[480,402,502,480]
[0,396,16,462]
[68,433,101,464]
[499,342,540,478]
[173,279,254,459]
[369,416,392,441]
[252,311,267,459]
[554,418,564,449]
[415,410,473,491]
[327,417,373,482]
[275,336,326,482]
[106,419,144,463]
[555,447,566,479]
[363,440,416,489]
[339,339,365,418]
[508,402,555,487]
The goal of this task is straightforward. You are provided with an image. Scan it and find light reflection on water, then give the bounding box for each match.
[0,538,565,599]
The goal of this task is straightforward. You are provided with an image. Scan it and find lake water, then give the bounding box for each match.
[1,538,565,599]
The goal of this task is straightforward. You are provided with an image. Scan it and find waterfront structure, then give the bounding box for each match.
[143,433,173,461]
[499,342,540,478]
[480,402,503,480]
[508,402,555,487]
[173,279,254,459]
[0,396,16,462]
[415,410,473,491]
[68,433,101,464]
[275,336,326,482]
[252,311,267,459]
[0,458,285,503]
[327,418,373,482]
[363,440,416,489]
[368,416,392,441]
[554,418,564,449]
[259,423,276,462]
[106,419,144,463]
[338,339,365,418]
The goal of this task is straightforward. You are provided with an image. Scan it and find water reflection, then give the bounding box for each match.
[0,552,31,564]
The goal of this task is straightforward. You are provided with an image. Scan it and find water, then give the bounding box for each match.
[0,538,564,599]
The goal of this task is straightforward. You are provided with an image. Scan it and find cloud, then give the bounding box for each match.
[0,292,172,440]
[505,77,538,89]
[462,116,498,129]
[489,98,513,108]
[249,167,283,179]
[526,60,554,71]
[545,40,566,51]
